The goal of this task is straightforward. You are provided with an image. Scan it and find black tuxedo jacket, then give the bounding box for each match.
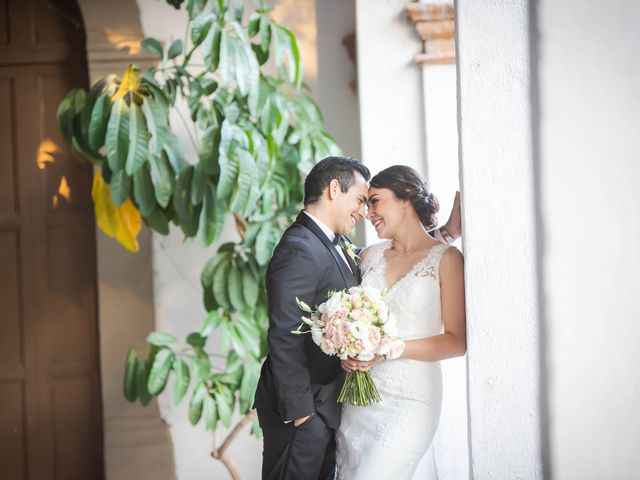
[253,211,359,429]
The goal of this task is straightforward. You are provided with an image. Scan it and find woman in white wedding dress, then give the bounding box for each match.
[335,165,467,480]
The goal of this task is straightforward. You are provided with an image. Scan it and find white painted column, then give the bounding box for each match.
[536,0,640,478]
[355,0,426,243]
[456,0,542,477]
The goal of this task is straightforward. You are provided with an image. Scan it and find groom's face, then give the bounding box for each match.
[331,171,369,235]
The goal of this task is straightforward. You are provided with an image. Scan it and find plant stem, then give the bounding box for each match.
[211,410,258,479]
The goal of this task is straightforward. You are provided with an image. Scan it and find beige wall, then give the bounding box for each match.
[78,1,176,478]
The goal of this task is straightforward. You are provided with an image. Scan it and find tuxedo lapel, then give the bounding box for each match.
[295,212,357,287]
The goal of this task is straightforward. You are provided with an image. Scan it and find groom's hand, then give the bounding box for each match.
[294,415,311,427]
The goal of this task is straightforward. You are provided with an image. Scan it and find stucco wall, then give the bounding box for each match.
[536,0,640,477]
[456,0,542,477]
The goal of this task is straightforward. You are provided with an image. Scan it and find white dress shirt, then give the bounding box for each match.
[302,210,353,272]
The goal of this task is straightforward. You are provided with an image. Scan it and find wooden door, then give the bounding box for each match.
[0,1,104,478]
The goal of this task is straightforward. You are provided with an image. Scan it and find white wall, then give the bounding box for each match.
[456,0,542,477]
[535,0,640,478]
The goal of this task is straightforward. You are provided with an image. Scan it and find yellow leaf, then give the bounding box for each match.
[111,65,141,101]
[116,199,141,252]
[92,168,141,252]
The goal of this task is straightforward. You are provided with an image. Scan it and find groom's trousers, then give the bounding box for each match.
[257,407,336,480]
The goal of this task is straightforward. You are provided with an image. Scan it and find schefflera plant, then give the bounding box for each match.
[57,0,341,477]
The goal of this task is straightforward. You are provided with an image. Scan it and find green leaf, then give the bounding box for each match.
[199,184,225,246]
[147,348,175,395]
[255,222,275,265]
[133,163,156,217]
[123,348,138,402]
[229,149,255,213]
[281,25,301,87]
[201,246,233,287]
[136,358,152,406]
[216,153,239,205]
[106,98,130,172]
[167,39,183,60]
[198,125,221,174]
[203,393,219,430]
[230,22,260,115]
[213,256,232,310]
[191,12,215,46]
[241,262,259,306]
[142,97,170,154]
[227,266,245,311]
[239,360,260,413]
[214,389,233,428]
[187,0,206,20]
[201,310,224,337]
[234,313,261,358]
[172,358,190,405]
[88,94,111,151]
[192,353,212,385]
[141,37,163,60]
[110,169,132,207]
[125,102,149,175]
[248,12,260,37]
[250,418,262,437]
[146,331,177,347]
[186,332,206,349]
[57,91,76,144]
[203,23,222,72]
[218,30,236,83]
[173,166,200,236]
[149,153,174,208]
[144,207,170,235]
[164,134,186,172]
[188,384,207,425]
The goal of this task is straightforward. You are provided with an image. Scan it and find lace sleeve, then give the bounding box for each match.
[360,241,391,276]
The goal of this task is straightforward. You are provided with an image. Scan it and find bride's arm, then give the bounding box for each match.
[400,247,467,361]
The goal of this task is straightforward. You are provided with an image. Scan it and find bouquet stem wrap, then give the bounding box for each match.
[338,370,381,406]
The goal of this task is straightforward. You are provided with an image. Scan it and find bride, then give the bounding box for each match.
[335,165,467,479]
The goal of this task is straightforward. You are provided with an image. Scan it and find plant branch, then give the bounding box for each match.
[212,410,258,461]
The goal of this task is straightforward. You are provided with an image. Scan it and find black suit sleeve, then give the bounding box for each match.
[266,237,323,422]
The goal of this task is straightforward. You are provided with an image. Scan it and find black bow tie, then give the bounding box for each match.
[332,234,342,246]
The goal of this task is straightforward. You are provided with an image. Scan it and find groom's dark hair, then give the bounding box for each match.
[304,156,370,206]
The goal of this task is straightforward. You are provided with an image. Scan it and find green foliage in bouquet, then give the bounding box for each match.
[57,0,340,475]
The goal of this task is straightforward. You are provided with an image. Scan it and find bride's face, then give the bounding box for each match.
[366,187,406,238]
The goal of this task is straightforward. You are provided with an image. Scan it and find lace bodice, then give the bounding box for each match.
[361,240,450,340]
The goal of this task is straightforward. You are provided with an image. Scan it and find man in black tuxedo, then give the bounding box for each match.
[253,156,370,480]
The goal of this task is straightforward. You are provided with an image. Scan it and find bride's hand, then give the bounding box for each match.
[341,355,384,373]
[341,358,359,373]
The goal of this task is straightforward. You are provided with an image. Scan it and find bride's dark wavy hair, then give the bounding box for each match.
[370,165,439,230]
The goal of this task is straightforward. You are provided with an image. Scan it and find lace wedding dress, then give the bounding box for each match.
[336,240,451,479]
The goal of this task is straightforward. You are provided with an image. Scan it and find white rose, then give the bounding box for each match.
[387,339,406,360]
[356,351,375,361]
[376,336,393,356]
[382,313,399,337]
[348,320,370,340]
[311,327,324,346]
[362,286,383,303]
[323,293,344,318]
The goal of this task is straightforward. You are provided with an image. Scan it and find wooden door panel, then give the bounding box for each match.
[0,1,103,478]
[0,77,17,214]
[0,231,23,368]
[0,382,26,479]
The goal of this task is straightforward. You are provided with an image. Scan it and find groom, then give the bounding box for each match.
[253,156,370,480]
[253,156,460,479]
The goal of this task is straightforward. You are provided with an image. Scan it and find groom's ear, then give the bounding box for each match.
[327,179,341,200]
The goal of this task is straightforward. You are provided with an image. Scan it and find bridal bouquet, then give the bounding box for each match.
[293,286,405,406]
